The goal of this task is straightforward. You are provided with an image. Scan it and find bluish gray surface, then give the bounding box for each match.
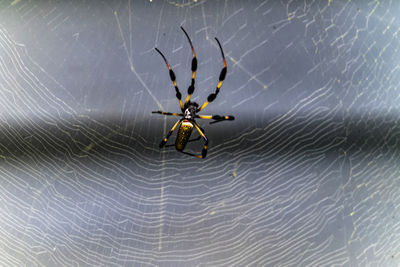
[1,0,400,266]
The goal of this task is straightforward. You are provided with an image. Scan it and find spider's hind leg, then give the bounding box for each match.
[159,119,182,148]
[180,122,208,159]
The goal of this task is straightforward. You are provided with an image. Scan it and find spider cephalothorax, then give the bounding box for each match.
[152,27,234,158]
[183,101,199,120]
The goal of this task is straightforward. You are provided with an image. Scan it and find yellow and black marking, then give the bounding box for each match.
[198,37,227,112]
[155,47,184,110]
[196,114,235,123]
[159,119,182,148]
[193,122,208,159]
[175,120,194,151]
[197,115,213,119]
[152,111,183,117]
[181,27,198,106]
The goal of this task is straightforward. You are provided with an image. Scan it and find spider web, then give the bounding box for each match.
[1,0,400,266]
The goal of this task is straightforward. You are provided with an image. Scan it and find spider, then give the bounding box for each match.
[152,27,235,159]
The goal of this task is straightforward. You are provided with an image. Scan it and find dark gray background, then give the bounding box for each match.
[1,0,399,266]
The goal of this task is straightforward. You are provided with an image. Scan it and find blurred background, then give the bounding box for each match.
[1,0,400,266]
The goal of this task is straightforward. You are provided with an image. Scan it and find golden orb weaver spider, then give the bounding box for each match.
[152,27,235,159]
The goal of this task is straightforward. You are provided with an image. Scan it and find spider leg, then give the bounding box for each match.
[155,48,184,111]
[197,38,227,112]
[178,150,201,158]
[192,122,208,159]
[180,27,198,106]
[152,111,183,117]
[196,114,235,124]
[159,119,183,148]
[177,127,208,158]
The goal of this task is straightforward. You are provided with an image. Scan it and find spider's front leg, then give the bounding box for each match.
[181,27,198,106]
[154,48,184,111]
[197,38,227,112]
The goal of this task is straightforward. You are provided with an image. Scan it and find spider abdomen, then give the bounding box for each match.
[175,120,194,151]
